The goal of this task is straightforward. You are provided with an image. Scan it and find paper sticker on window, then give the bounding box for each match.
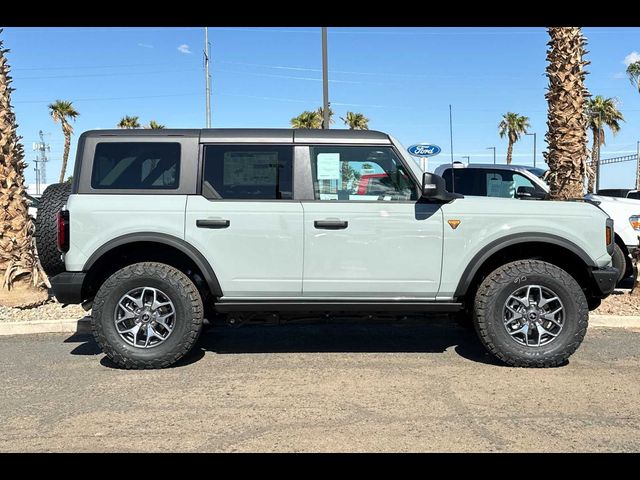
[317,153,341,180]
[486,174,503,197]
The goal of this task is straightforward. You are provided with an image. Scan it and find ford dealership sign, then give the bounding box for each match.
[407,144,441,157]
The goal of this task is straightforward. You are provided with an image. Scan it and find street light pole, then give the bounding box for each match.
[321,27,330,129]
[526,132,536,168]
[486,147,496,164]
[462,155,470,164]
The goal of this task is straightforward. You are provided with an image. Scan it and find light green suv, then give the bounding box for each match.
[43,128,618,369]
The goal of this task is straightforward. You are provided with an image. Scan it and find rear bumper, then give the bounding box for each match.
[49,272,85,304]
[590,266,619,298]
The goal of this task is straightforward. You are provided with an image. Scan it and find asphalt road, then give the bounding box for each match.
[1,319,639,452]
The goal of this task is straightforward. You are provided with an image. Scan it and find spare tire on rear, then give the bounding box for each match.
[35,182,71,277]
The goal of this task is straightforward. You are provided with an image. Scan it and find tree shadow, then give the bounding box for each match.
[65,315,508,368]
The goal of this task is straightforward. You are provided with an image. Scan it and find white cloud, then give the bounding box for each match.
[623,51,640,66]
[137,43,154,49]
[177,44,192,54]
[613,72,626,79]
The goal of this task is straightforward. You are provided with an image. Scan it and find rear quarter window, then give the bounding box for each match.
[91,142,181,190]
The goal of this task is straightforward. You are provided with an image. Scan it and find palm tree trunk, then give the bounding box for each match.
[587,130,598,193]
[506,141,513,165]
[59,128,70,183]
[0,38,48,305]
[544,27,590,200]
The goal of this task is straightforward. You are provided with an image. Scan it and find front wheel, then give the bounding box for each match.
[91,262,204,369]
[611,243,628,285]
[473,260,588,368]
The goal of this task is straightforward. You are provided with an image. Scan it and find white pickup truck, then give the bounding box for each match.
[434,163,640,286]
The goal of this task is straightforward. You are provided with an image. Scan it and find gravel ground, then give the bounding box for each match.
[594,291,640,316]
[0,300,87,322]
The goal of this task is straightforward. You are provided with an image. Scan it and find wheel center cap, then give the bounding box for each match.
[528,311,538,321]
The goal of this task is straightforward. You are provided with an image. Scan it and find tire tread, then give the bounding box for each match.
[474,259,588,368]
[91,262,203,369]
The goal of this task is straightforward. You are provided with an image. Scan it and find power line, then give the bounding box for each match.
[14,68,201,81]
[12,62,194,71]
[13,92,201,104]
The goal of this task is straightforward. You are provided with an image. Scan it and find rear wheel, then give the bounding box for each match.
[91,262,204,369]
[473,260,588,367]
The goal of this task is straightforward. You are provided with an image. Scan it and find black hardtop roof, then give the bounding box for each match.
[80,128,392,144]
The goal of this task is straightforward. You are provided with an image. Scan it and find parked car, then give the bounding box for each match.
[25,193,40,219]
[434,162,639,286]
[597,188,640,200]
[42,129,617,369]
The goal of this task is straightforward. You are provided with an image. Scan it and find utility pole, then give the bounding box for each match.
[32,130,50,191]
[204,27,212,128]
[486,146,496,164]
[526,132,537,168]
[321,27,330,129]
[33,160,40,195]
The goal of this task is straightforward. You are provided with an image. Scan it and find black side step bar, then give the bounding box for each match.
[215,301,463,313]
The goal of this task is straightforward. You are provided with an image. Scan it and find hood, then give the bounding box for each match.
[587,194,640,210]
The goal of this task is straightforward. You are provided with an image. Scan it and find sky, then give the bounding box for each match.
[3,26,640,190]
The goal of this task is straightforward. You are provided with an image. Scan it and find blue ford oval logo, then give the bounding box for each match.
[408,144,441,157]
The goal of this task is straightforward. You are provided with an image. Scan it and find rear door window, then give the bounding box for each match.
[202,145,293,200]
[91,142,180,190]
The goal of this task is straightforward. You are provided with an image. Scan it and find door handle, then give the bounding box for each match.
[314,220,348,230]
[196,219,230,229]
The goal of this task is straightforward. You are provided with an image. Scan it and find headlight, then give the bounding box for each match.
[630,216,640,231]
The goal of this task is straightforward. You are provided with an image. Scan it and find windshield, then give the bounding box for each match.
[525,167,548,180]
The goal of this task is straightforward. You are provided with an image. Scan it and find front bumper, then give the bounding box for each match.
[49,272,86,304]
[590,266,619,298]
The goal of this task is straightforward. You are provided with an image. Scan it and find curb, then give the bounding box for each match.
[0,314,639,336]
[0,317,92,336]
[589,314,640,329]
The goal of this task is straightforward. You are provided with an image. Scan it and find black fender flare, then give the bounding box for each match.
[83,232,223,297]
[453,233,597,298]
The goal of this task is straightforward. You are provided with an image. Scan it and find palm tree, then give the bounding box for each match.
[627,61,640,94]
[498,112,530,165]
[48,100,79,183]
[291,111,322,129]
[316,106,334,129]
[146,120,165,129]
[543,27,590,200]
[118,116,140,129]
[585,96,624,193]
[0,32,47,305]
[341,112,369,130]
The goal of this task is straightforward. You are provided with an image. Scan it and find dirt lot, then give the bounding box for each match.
[0,321,639,452]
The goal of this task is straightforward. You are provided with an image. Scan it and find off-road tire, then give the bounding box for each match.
[474,260,588,368]
[35,182,71,277]
[91,262,204,369]
[611,243,627,285]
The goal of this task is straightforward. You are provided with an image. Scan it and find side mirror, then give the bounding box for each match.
[516,186,545,200]
[421,172,463,202]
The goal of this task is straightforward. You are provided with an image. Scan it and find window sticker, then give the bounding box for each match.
[316,153,341,180]
[486,173,504,197]
[223,152,278,186]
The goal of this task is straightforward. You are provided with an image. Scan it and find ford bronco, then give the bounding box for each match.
[44,129,618,369]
